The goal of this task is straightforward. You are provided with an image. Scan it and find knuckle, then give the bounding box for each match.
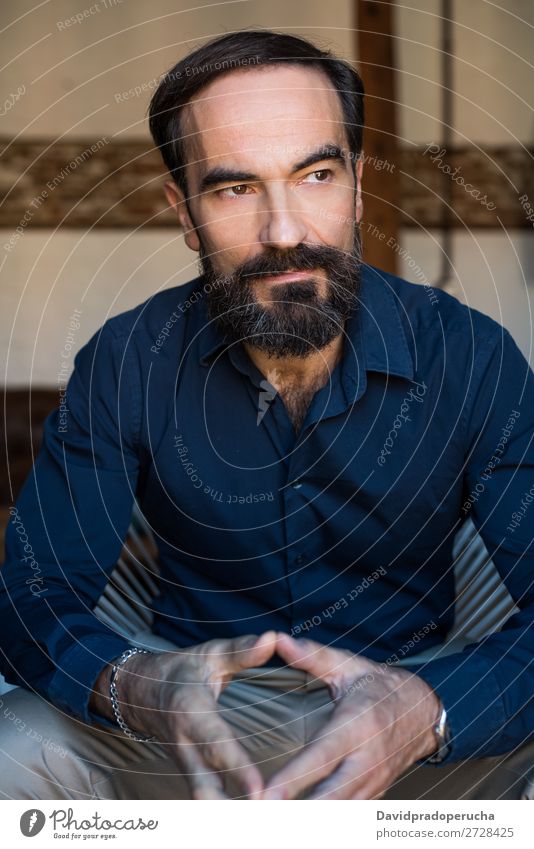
[202,740,224,768]
[169,689,198,716]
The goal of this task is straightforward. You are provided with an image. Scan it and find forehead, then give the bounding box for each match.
[182,64,348,176]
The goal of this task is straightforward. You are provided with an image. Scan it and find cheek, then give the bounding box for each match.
[202,230,249,274]
[316,218,357,253]
[311,192,358,245]
[204,210,259,254]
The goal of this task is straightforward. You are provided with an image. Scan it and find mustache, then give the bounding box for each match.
[231,242,357,287]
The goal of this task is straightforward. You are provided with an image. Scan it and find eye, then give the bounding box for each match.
[303,169,334,183]
[217,184,253,198]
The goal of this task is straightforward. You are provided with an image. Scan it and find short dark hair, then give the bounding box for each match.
[148,29,364,198]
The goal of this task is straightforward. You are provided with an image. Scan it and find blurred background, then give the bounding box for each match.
[1,0,533,537]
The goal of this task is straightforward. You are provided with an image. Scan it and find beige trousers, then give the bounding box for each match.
[1,628,533,800]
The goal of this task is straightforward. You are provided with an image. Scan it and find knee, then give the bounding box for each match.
[0,688,74,797]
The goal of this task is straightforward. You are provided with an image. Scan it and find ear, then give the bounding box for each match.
[163,180,201,252]
[354,155,364,224]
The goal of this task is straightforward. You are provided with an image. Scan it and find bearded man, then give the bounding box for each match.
[1,30,533,801]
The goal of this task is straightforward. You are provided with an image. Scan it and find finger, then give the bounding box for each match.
[170,681,265,799]
[221,630,278,675]
[183,697,265,799]
[274,633,353,683]
[196,728,265,799]
[307,757,361,800]
[351,786,387,800]
[310,765,388,801]
[263,710,352,799]
[176,739,228,800]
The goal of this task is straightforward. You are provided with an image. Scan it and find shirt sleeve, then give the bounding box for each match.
[408,325,534,763]
[0,320,141,725]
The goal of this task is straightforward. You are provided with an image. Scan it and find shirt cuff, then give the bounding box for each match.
[48,633,134,726]
[405,650,507,763]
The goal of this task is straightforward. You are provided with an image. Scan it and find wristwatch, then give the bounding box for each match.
[427,703,452,763]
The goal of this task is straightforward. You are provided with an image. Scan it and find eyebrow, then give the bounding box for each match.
[197,143,348,194]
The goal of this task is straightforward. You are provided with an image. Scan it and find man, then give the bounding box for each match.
[0,30,533,801]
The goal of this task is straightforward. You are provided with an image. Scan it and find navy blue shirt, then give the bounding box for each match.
[1,264,533,762]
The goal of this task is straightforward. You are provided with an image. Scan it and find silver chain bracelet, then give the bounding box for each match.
[109,647,157,743]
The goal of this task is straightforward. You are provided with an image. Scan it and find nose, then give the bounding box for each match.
[258,181,309,249]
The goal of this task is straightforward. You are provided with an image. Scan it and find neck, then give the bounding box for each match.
[243,332,344,393]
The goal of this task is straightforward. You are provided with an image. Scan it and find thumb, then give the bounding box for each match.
[274,633,352,684]
[223,630,278,674]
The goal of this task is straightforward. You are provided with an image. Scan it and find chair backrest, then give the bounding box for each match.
[394,518,518,666]
[448,517,517,645]
[94,506,160,638]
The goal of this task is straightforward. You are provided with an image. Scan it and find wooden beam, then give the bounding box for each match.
[0,139,531,231]
[357,0,400,272]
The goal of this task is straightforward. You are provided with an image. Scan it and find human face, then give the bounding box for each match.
[165,64,364,356]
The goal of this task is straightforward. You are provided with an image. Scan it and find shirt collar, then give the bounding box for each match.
[197,264,414,382]
[357,264,414,381]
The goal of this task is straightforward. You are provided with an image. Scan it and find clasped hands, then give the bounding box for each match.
[116,631,440,800]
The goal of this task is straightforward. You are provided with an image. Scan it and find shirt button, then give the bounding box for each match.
[295,554,305,565]
[292,480,303,490]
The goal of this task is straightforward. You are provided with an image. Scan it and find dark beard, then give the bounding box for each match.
[200,228,362,359]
